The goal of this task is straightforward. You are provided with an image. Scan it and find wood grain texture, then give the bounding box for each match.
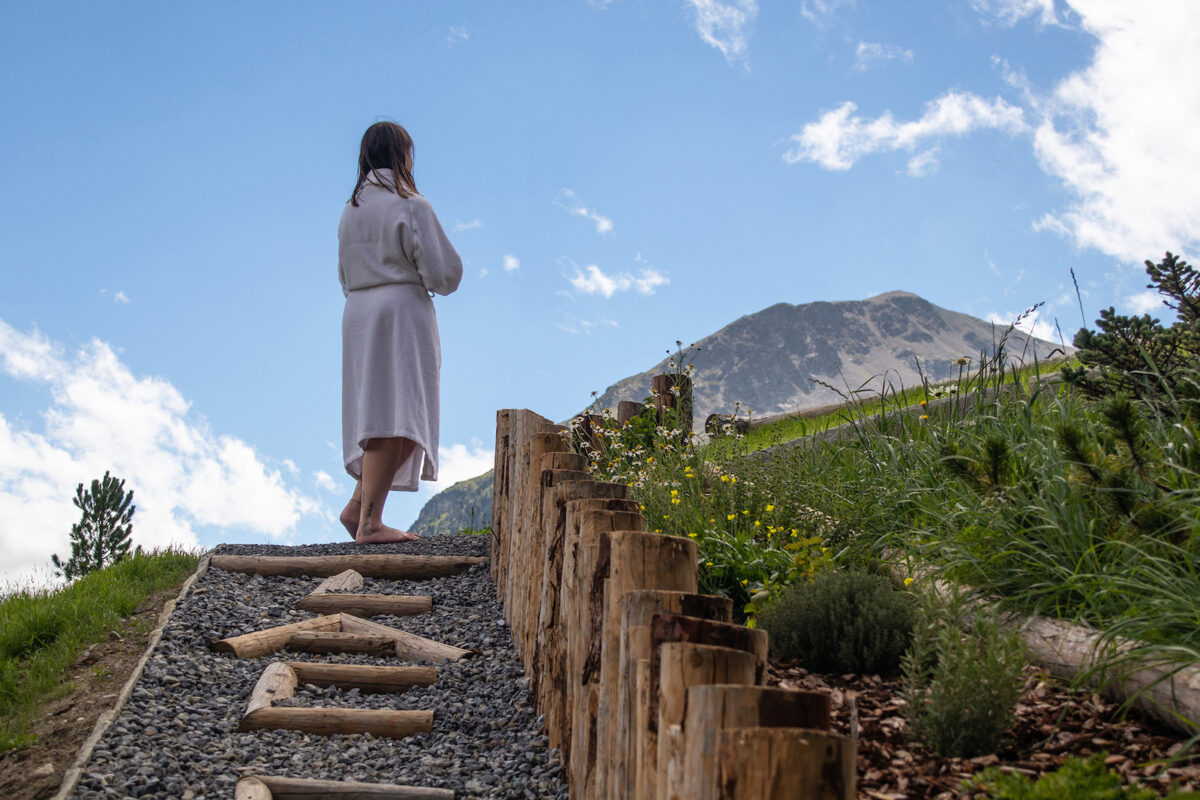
[210,554,486,579]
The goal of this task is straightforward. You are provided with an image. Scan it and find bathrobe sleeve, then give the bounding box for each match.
[401,195,463,296]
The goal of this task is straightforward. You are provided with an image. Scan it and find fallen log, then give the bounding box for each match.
[296,593,432,618]
[210,554,486,579]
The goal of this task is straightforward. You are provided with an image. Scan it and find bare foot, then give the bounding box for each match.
[356,521,419,544]
[340,498,361,540]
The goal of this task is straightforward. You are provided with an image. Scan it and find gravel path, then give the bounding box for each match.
[68,536,568,800]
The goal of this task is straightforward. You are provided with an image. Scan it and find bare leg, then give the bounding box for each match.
[356,437,419,544]
[340,481,363,539]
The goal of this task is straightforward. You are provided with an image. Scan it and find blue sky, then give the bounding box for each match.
[2,1,1198,585]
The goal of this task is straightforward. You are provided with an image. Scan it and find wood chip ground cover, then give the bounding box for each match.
[767,657,1200,798]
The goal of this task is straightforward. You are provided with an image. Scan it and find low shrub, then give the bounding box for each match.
[902,600,1026,758]
[758,571,916,676]
[964,752,1195,799]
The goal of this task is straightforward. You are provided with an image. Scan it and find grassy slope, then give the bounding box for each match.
[0,548,201,751]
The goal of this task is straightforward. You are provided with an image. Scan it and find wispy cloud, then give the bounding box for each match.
[503,254,520,272]
[905,146,940,177]
[99,289,130,304]
[557,315,620,336]
[313,470,337,492]
[684,0,757,64]
[972,0,1061,27]
[446,25,470,45]
[783,92,1028,171]
[557,189,614,234]
[1126,290,1167,317]
[569,264,668,298]
[453,218,482,232]
[985,308,1058,343]
[0,319,326,586]
[853,41,913,73]
[800,0,855,25]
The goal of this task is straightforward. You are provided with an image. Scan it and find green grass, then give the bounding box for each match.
[721,355,1072,456]
[0,547,201,752]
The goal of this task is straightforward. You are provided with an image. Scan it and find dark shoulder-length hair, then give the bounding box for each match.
[349,121,418,206]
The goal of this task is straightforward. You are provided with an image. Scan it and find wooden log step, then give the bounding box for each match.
[210,554,486,579]
[212,613,473,662]
[339,613,475,663]
[237,662,434,738]
[285,662,437,692]
[239,706,433,738]
[237,775,455,799]
[714,728,855,800]
[287,631,395,656]
[212,614,343,658]
[297,593,432,618]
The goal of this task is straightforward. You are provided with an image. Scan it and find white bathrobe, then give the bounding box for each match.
[339,169,463,490]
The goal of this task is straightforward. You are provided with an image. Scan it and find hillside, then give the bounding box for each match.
[412,291,1062,536]
[594,291,1061,424]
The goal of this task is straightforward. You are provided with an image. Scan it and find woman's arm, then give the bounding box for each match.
[403,195,463,296]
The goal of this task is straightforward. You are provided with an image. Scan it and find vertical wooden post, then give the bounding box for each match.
[655,643,757,800]
[715,728,856,800]
[651,374,693,436]
[674,685,832,800]
[595,532,698,799]
[611,592,734,799]
[617,400,645,425]
[536,485,634,747]
[508,428,570,658]
[560,504,640,773]
[491,409,511,587]
[497,411,558,622]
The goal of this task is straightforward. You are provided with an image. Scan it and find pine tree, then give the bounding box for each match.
[52,471,135,580]
[1063,252,1200,412]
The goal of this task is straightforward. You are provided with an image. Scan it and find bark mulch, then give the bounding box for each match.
[766,658,1200,799]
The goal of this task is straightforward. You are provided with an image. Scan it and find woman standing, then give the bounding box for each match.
[338,122,462,543]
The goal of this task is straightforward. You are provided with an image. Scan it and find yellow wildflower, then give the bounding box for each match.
[904,577,914,587]
[688,532,698,539]
[726,513,736,521]
[920,414,929,421]
[919,399,927,407]
[720,474,730,483]
[706,561,713,567]
[765,504,774,512]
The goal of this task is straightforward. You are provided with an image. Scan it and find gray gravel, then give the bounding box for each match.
[68,535,568,800]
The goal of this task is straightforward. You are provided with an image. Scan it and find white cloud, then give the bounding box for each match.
[0,319,326,587]
[784,92,1027,170]
[99,289,130,304]
[557,190,614,234]
[281,458,299,476]
[986,309,1059,343]
[314,470,338,492]
[1028,2,1200,263]
[853,41,913,73]
[453,218,482,232]
[479,268,489,278]
[906,146,940,177]
[569,264,669,298]
[433,440,494,488]
[503,254,520,272]
[446,25,469,45]
[1126,290,1166,317]
[685,0,757,64]
[972,0,1061,27]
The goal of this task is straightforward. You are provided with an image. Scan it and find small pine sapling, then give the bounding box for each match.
[52,471,136,580]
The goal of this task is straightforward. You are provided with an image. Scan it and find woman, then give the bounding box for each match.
[338,121,463,543]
